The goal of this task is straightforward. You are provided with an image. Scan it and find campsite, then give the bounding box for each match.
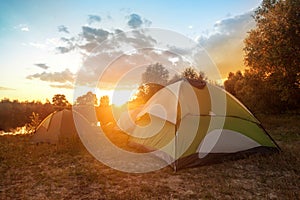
[1,79,299,199]
[1,114,299,199]
[1,0,299,199]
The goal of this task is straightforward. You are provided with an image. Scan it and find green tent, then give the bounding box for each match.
[127,79,280,170]
[32,109,86,144]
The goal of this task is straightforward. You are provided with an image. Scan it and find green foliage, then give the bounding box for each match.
[134,83,164,104]
[224,70,290,113]
[181,67,208,82]
[131,63,169,106]
[243,0,300,110]
[25,112,41,134]
[224,71,243,96]
[141,63,169,85]
[0,99,54,131]
[133,65,209,107]
[75,91,98,106]
[182,67,199,80]
[52,94,70,110]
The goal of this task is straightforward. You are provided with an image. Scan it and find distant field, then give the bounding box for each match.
[0,114,299,199]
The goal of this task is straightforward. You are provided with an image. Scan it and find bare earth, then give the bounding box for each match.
[0,114,299,199]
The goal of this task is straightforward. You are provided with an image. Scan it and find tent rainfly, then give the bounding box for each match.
[126,79,280,170]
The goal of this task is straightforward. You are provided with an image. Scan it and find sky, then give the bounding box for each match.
[0,0,262,105]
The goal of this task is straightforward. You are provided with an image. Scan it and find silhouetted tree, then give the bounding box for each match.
[142,63,169,85]
[224,69,286,113]
[224,71,243,96]
[25,112,41,134]
[76,91,98,106]
[132,63,169,106]
[244,0,300,110]
[52,94,70,110]
[182,67,208,82]
[0,98,54,131]
[182,67,198,80]
[97,95,114,127]
[99,95,110,107]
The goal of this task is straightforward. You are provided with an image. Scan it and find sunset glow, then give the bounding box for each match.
[96,88,138,106]
[0,0,262,103]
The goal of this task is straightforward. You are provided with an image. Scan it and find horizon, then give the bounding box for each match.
[0,0,262,104]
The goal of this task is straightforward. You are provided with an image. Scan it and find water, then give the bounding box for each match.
[0,126,28,136]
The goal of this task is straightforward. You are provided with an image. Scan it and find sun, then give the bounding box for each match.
[111,89,137,106]
[96,88,138,107]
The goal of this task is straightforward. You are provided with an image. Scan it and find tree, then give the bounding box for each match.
[181,67,208,82]
[25,112,41,134]
[224,69,287,113]
[97,95,114,126]
[224,71,243,96]
[99,95,110,107]
[76,91,98,105]
[131,63,169,106]
[244,0,300,110]
[52,94,70,109]
[134,83,164,104]
[142,63,169,86]
[182,67,198,80]
[0,99,54,131]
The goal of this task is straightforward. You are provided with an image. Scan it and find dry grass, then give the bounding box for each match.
[0,114,299,199]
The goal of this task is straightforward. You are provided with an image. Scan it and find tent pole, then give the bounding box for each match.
[174,125,177,172]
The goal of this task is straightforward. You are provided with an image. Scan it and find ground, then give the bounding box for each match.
[0,114,299,199]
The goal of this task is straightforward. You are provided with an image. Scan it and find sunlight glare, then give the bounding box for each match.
[111,89,137,106]
[96,88,137,106]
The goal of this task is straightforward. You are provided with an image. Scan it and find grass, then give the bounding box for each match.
[0,114,299,199]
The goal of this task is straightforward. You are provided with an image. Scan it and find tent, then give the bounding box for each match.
[127,79,280,170]
[73,105,99,125]
[32,109,84,144]
[117,105,143,132]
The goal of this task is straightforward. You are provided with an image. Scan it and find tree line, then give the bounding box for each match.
[225,0,299,113]
[0,94,71,132]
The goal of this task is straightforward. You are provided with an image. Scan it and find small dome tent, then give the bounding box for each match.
[127,79,280,170]
[32,109,85,144]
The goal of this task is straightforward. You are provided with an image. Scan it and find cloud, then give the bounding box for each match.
[26,68,74,83]
[50,83,74,89]
[55,13,154,55]
[21,27,29,32]
[34,63,50,70]
[88,15,101,25]
[55,37,76,53]
[127,13,152,29]
[106,14,112,20]
[58,25,69,34]
[197,11,255,77]
[144,19,152,27]
[127,14,143,28]
[74,26,111,52]
[56,46,74,54]
[15,24,30,32]
[27,37,67,51]
[56,26,111,54]
[28,42,46,49]
[81,26,110,42]
[114,29,123,34]
[0,86,15,90]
